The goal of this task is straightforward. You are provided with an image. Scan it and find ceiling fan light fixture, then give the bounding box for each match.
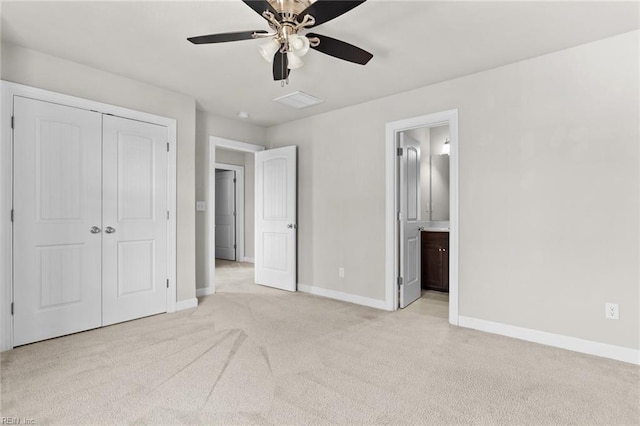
[289,34,310,56]
[287,52,304,69]
[258,39,281,63]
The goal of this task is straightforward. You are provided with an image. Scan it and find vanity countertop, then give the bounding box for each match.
[422,227,450,232]
[419,221,450,232]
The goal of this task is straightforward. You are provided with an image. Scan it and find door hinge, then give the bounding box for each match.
[166,142,170,152]
[397,211,403,221]
[11,116,15,129]
[397,147,403,156]
[10,302,14,316]
[397,277,403,286]
[233,211,236,217]
[166,279,169,289]
[233,178,236,183]
[10,209,14,222]
[166,210,170,220]
[233,244,237,249]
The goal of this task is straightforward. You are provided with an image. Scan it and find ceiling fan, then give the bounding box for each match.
[187,0,373,82]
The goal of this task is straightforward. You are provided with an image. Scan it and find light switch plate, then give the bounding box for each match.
[196,201,206,212]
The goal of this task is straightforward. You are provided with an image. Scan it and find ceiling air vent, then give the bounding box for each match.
[273,91,323,109]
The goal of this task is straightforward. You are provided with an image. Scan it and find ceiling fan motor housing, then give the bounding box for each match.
[267,0,315,17]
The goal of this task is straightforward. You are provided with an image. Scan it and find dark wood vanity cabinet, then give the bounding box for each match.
[421,231,449,292]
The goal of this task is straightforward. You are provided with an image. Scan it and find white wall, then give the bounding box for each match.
[195,110,265,289]
[216,149,245,166]
[1,42,197,302]
[243,152,255,260]
[266,31,640,350]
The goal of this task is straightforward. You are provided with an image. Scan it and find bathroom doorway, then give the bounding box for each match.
[385,110,459,324]
[398,124,451,308]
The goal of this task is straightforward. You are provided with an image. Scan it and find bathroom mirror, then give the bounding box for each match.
[403,124,450,222]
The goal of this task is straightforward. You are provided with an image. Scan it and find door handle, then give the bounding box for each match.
[90,226,101,234]
[287,224,297,229]
[105,226,116,234]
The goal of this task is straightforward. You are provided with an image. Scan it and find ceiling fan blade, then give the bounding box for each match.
[242,0,280,20]
[299,0,367,27]
[187,30,268,44]
[307,33,373,65]
[273,50,290,81]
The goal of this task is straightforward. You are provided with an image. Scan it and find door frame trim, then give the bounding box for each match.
[207,137,264,295]
[384,109,459,325]
[214,163,245,263]
[0,81,178,350]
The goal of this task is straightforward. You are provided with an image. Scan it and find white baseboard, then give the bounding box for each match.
[298,283,388,310]
[196,287,215,297]
[458,316,639,365]
[175,297,198,311]
[242,257,255,263]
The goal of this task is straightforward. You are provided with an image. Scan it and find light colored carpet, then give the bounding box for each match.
[1,260,638,425]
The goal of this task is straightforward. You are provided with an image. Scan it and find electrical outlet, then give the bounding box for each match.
[338,267,345,278]
[605,303,619,320]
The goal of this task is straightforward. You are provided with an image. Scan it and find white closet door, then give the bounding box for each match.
[215,170,236,261]
[102,115,168,326]
[255,146,297,291]
[13,97,103,346]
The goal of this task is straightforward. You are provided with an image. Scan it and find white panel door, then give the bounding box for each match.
[13,96,103,346]
[102,115,168,326]
[255,146,296,291]
[399,133,422,308]
[215,170,236,261]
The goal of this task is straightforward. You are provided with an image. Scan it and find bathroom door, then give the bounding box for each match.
[399,133,422,308]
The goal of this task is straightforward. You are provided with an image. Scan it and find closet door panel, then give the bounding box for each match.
[102,115,168,326]
[13,97,102,346]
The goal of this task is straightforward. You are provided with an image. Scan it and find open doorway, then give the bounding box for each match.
[200,137,298,297]
[214,165,243,262]
[398,125,451,312]
[385,110,459,325]
[199,137,265,297]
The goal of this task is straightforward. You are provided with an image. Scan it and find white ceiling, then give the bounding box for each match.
[2,1,638,127]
